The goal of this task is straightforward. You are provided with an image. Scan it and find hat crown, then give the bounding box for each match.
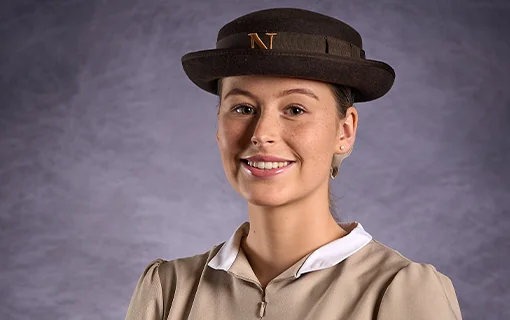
[217,8,362,48]
[182,7,395,102]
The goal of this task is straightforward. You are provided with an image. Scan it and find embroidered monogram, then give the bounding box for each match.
[247,32,278,49]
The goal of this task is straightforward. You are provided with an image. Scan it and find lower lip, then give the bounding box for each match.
[241,161,295,178]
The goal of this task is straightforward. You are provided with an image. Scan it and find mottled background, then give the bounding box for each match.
[1,0,509,319]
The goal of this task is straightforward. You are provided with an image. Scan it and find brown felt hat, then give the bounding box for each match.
[181,8,395,102]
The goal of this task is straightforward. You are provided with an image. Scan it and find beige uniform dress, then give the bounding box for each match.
[125,221,462,319]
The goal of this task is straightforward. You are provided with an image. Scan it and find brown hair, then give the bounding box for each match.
[216,78,355,222]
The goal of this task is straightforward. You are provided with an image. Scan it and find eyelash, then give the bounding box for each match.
[232,104,306,116]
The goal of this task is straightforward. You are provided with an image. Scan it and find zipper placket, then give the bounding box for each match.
[228,272,268,319]
[259,289,267,319]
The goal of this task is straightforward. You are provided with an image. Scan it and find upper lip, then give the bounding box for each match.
[241,155,295,162]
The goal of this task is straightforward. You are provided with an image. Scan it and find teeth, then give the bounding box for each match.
[246,161,289,169]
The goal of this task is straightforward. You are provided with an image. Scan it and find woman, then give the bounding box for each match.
[126,8,462,320]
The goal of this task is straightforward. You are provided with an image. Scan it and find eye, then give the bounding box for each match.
[284,105,305,116]
[233,104,256,115]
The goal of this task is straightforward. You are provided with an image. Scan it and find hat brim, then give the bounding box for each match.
[181,49,395,102]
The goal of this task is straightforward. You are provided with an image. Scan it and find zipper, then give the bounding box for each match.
[259,289,267,319]
[227,272,268,318]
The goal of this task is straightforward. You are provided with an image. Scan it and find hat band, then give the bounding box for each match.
[216,31,365,59]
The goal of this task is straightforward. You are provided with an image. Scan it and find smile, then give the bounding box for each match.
[246,160,290,170]
[240,159,295,178]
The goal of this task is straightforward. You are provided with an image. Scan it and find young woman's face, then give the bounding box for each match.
[217,75,349,207]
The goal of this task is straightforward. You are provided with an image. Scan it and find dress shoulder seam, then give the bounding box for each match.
[427,264,461,320]
[370,239,414,264]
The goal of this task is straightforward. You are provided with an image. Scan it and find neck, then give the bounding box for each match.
[241,185,348,288]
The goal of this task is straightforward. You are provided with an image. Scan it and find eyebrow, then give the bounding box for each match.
[223,87,320,102]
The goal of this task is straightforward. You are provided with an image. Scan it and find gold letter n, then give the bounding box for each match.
[248,32,278,49]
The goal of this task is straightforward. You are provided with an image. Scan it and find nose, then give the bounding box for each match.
[250,109,279,146]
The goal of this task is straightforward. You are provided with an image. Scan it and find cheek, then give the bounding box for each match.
[217,120,246,156]
[288,120,336,165]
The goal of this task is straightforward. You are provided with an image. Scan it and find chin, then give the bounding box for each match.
[246,197,290,208]
[241,188,297,207]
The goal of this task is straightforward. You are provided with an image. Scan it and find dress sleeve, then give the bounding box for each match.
[377,262,462,320]
[125,259,166,320]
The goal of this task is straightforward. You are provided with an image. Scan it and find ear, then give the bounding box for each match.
[216,106,220,145]
[335,106,358,155]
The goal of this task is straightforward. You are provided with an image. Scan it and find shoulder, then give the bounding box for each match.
[346,239,414,276]
[127,252,210,292]
[125,259,166,320]
[125,244,224,320]
[134,243,224,295]
[371,250,462,319]
[130,251,213,296]
[157,243,224,282]
[349,239,462,319]
[130,258,166,295]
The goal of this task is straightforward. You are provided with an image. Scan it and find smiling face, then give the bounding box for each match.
[216,75,356,207]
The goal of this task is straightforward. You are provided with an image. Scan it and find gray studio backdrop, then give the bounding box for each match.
[1,0,509,319]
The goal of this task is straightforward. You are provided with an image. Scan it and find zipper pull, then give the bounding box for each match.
[259,288,267,318]
[259,300,267,318]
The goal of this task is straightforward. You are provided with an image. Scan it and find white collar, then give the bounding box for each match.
[208,221,373,277]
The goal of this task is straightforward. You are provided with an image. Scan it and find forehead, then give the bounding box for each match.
[222,75,327,88]
[221,75,332,97]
